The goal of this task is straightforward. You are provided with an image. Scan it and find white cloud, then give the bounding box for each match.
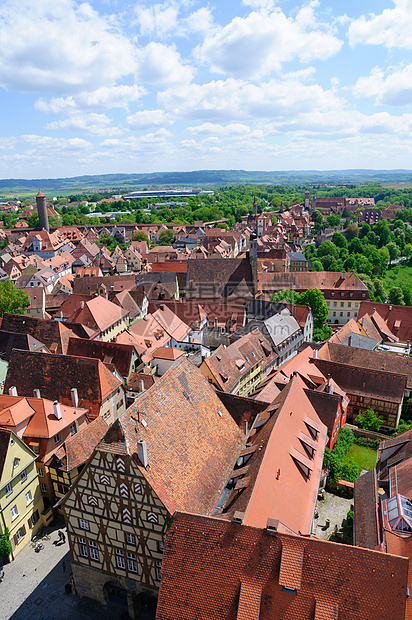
[0,0,137,93]
[183,8,214,34]
[45,113,122,136]
[101,128,174,152]
[196,6,343,79]
[136,42,194,85]
[135,3,179,37]
[19,135,92,155]
[353,65,412,106]
[35,86,146,115]
[0,137,17,150]
[349,1,412,49]
[242,0,274,9]
[127,110,173,130]
[188,123,253,136]
[158,77,341,122]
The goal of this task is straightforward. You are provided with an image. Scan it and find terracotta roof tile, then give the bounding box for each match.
[156,512,409,620]
[236,581,262,620]
[104,357,245,515]
[51,417,108,472]
[318,342,412,391]
[4,350,121,418]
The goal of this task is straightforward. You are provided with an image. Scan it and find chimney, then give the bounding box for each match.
[389,305,392,311]
[8,386,17,396]
[60,311,63,319]
[341,272,346,280]
[312,349,318,360]
[33,389,41,398]
[71,388,79,408]
[348,335,352,348]
[266,518,279,536]
[244,421,248,436]
[233,511,245,524]
[325,374,331,393]
[137,439,149,469]
[53,401,62,420]
[140,380,145,393]
[80,301,84,309]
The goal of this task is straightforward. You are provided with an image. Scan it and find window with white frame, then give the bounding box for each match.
[25,490,33,505]
[16,526,25,543]
[30,510,39,527]
[41,483,47,493]
[127,552,137,573]
[158,540,164,553]
[10,504,18,520]
[79,537,88,558]
[54,433,61,445]
[38,468,44,477]
[5,482,12,496]
[116,549,125,569]
[20,469,27,482]
[126,533,135,545]
[79,519,89,531]
[13,458,20,469]
[89,541,99,561]
[70,423,77,436]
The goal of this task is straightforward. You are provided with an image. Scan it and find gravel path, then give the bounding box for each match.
[312,491,353,541]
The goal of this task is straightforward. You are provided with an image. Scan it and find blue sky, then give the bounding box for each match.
[1,0,412,178]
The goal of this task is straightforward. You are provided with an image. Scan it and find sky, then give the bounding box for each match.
[1,0,412,179]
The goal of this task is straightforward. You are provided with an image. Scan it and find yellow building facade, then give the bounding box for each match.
[0,430,45,557]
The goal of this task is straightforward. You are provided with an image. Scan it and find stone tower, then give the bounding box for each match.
[36,190,49,232]
[253,196,257,217]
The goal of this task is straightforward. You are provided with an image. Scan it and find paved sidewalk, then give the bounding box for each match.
[0,517,127,620]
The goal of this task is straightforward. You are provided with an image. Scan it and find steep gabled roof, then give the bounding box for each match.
[358,301,412,343]
[221,376,327,535]
[50,416,108,472]
[186,257,254,300]
[353,468,379,550]
[318,342,412,391]
[4,350,121,418]
[66,337,136,378]
[0,313,75,354]
[156,512,409,620]
[107,357,244,515]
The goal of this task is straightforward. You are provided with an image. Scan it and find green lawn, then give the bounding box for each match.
[342,444,377,472]
[384,263,412,289]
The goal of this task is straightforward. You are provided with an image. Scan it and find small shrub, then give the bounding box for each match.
[340,458,361,483]
[323,428,355,480]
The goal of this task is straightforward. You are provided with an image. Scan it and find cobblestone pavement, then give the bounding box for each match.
[0,517,128,620]
[312,491,353,541]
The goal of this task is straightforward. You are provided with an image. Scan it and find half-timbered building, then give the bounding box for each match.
[60,356,245,618]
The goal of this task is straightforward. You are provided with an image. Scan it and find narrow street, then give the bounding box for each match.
[1,517,126,620]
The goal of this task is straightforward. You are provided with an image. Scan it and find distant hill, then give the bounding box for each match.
[1,169,412,195]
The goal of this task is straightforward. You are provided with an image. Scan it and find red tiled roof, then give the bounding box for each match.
[51,417,108,472]
[358,301,412,343]
[156,512,409,620]
[108,357,244,515]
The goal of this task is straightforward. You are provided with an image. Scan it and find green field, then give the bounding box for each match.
[384,263,412,289]
[343,444,377,472]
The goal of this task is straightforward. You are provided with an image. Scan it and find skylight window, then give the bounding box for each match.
[386,494,412,534]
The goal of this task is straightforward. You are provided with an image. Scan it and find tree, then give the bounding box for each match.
[403,243,412,257]
[387,241,401,262]
[0,281,29,316]
[158,229,175,245]
[326,214,340,227]
[355,408,383,432]
[345,222,359,240]
[270,290,299,304]
[332,232,347,249]
[296,289,328,325]
[0,528,11,560]
[311,210,323,225]
[388,286,405,306]
[132,231,149,242]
